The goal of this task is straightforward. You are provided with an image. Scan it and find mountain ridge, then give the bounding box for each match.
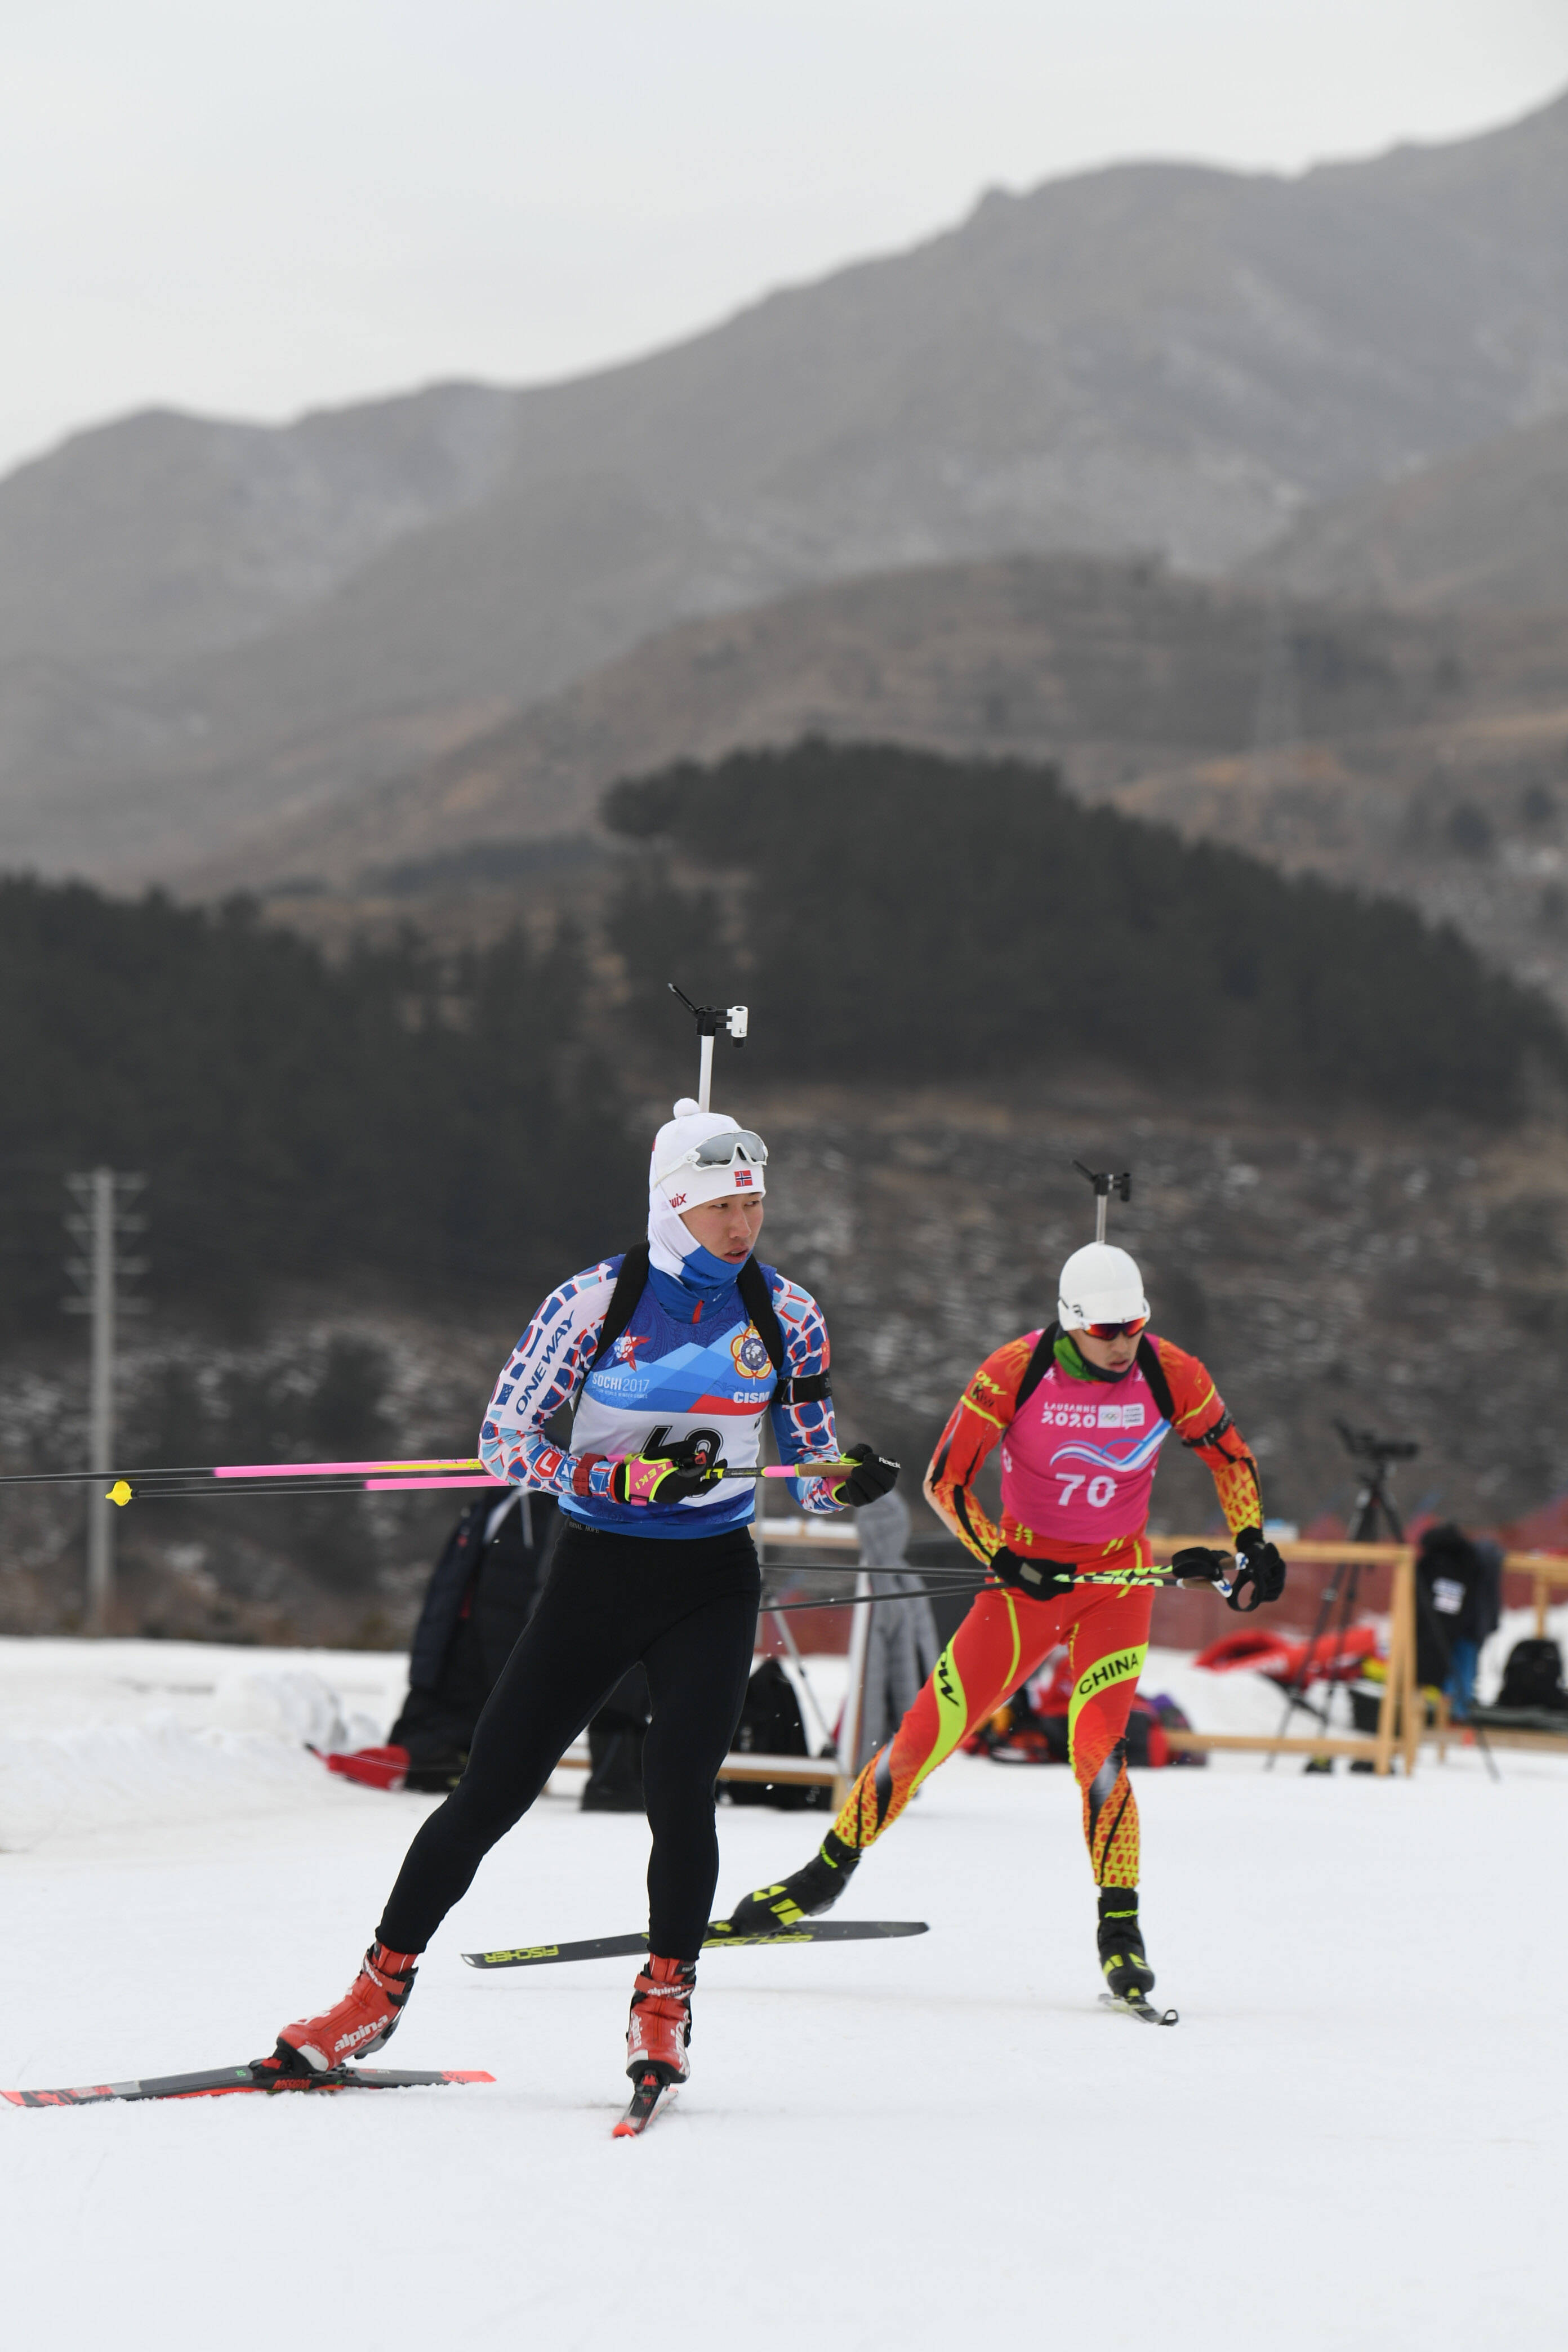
[1246,409,1568,609]
[4,87,1568,879]
[184,552,1568,1036]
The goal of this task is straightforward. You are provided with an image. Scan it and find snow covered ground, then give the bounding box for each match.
[3,1634,1566,2351]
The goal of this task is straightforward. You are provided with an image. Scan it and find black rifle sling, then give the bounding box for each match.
[738,1254,831,1408]
[737,1254,786,1375]
[1136,1334,1176,1424]
[1015,1321,1061,1413]
[1133,1335,1237,1455]
[1016,1324,1176,1426]
[585,1242,652,1378]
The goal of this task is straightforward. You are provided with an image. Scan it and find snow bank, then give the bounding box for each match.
[0,1637,407,1849]
[1,1598,1559,1855]
[0,1717,326,1848]
[1143,1643,1288,1735]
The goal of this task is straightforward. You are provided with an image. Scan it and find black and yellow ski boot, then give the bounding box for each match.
[1097,1887,1156,2001]
[1097,1888,1177,2024]
[725,1829,861,1935]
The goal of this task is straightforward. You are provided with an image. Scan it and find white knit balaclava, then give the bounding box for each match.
[647,1098,767,1276]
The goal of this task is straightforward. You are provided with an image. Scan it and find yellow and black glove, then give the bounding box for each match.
[609,1441,721,1507]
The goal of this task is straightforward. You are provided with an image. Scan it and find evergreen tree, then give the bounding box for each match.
[604,740,1565,1120]
[0,882,638,1331]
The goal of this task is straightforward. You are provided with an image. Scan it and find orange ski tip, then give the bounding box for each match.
[444,2070,496,2083]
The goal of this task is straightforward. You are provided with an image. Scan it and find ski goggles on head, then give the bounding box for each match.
[1079,1313,1149,1342]
[677,1129,769,1170]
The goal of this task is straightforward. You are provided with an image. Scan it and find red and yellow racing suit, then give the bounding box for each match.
[832,1328,1260,1887]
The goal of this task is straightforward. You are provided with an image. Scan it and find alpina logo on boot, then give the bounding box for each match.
[333,2018,386,2054]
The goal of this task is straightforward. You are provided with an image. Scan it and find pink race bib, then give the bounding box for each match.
[1000,1352,1171,1544]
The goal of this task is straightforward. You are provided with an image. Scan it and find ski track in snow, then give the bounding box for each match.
[0,1636,1563,2350]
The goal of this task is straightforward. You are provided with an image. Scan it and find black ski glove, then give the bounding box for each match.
[1227,1527,1287,1613]
[1170,1545,1232,1588]
[990,1548,1076,1597]
[827,1442,900,1508]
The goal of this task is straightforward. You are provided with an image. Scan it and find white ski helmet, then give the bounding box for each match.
[1057,1242,1148,1331]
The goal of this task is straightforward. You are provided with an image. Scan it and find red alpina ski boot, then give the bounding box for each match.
[262,1942,421,2077]
[615,1954,696,2136]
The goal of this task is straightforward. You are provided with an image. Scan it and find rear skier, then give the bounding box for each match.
[260,1098,896,2123]
[727,1241,1285,2017]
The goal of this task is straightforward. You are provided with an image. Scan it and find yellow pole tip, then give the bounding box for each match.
[106,1480,132,1507]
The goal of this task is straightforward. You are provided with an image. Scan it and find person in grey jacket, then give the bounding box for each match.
[853,1489,940,1771]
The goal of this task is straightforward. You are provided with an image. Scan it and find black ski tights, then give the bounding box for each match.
[377,1521,760,1962]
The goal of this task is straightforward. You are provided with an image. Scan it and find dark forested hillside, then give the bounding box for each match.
[604,742,1567,1122]
[0,880,637,1330]
[6,741,1557,1347]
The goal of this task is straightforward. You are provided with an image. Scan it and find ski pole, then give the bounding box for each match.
[0,1454,495,1494]
[760,1567,1230,1613]
[712,1460,877,1478]
[763,1579,987,1614]
[1076,1565,1233,1592]
[91,1458,876,1508]
[104,1475,506,1505]
[0,1435,877,1496]
[764,1562,1232,1598]
[103,1461,872,1507]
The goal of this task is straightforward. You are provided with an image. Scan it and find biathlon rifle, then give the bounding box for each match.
[669,981,747,1112]
[1072,1159,1132,1245]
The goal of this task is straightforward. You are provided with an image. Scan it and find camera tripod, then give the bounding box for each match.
[1268,1421,1414,1767]
[1271,1422,1498,1779]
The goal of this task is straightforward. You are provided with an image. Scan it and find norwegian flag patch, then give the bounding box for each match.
[734,1169,754,1187]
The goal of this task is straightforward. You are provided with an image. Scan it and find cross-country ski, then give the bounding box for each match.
[2,2065,493,2108]
[463,1919,928,1967]
[613,2066,680,2137]
[1098,1993,1180,2027]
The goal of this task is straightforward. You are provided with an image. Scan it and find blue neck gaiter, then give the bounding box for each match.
[647,1241,746,1321]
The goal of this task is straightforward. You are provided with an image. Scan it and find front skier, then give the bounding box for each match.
[260,1097,896,2123]
[727,1240,1285,2015]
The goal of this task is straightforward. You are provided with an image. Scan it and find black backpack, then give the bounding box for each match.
[405,1491,556,1694]
[726,1659,829,1810]
[1494,1638,1568,1713]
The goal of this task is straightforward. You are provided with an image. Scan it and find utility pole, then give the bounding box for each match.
[1252,596,1304,786]
[63,1169,146,1635]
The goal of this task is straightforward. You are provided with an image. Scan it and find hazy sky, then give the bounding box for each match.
[3,0,1566,476]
